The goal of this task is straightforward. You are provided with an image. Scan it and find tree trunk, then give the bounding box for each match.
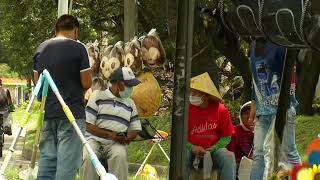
[297,50,320,115]
[191,10,220,86]
[168,0,177,41]
[208,27,252,102]
[124,0,137,41]
[312,0,320,13]
[167,2,252,101]
[191,47,220,86]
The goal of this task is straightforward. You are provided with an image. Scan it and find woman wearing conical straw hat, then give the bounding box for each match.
[186,72,236,180]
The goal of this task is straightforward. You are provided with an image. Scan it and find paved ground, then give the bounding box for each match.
[0,125,30,169]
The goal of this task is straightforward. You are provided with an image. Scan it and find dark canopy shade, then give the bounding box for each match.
[303,0,320,52]
[220,0,320,51]
[261,0,307,47]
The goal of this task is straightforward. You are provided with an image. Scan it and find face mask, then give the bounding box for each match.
[119,86,133,99]
[189,95,203,106]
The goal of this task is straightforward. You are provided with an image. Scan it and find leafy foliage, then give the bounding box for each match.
[1,0,316,111]
[19,100,41,113]
[0,63,19,78]
[0,0,57,78]
[0,0,172,77]
[128,115,171,166]
[0,0,122,78]
[4,165,20,180]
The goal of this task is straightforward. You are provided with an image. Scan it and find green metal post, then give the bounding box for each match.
[169,0,195,179]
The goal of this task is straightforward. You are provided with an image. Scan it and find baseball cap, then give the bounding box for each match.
[110,67,141,87]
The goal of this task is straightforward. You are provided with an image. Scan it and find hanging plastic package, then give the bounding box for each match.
[238,146,253,180]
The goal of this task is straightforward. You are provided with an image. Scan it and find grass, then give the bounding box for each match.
[8,111,171,179]
[12,110,171,166]
[4,166,21,180]
[295,115,320,160]
[126,115,320,166]
[8,109,320,179]
[12,110,39,130]
[128,116,171,166]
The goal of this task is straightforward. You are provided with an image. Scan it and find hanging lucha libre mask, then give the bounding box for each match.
[124,36,142,75]
[140,29,167,68]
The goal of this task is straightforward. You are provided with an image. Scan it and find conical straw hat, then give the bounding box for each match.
[131,72,162,118]
[190,72,222,101]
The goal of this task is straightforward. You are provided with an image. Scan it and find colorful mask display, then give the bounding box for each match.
[124,36,142,75]
[140,29,166,68]
[86,29,167,117]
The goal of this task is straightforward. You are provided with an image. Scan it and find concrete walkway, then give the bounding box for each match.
[0,124,29,169]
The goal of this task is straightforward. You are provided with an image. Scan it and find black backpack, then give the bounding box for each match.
[0,87,8,108]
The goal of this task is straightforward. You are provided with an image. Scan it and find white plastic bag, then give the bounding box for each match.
[238,156,253,180]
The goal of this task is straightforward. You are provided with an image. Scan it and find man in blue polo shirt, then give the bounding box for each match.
[33,14,92,180]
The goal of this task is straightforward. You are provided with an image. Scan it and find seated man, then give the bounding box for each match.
[187,72,236,180]
[80,67,142,180]
[227,101,254,167]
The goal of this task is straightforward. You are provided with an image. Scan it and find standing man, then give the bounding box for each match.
[33,14,92,180]
[0,79,12,135]
[80,67,142,180]
[249,38,301,180]
[187,72,236,180]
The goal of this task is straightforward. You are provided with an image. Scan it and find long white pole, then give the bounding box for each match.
[58,0,69,18]
[42,70,112,180]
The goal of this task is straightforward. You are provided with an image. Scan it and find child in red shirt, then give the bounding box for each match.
[227,102,254,165]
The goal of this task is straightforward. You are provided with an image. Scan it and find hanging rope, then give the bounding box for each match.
[300,0,310,39]
[219,0,241,36]
[299,0,320,51]
[236,5,261,36]
[258,0,264,31]
[275,8,306,47]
